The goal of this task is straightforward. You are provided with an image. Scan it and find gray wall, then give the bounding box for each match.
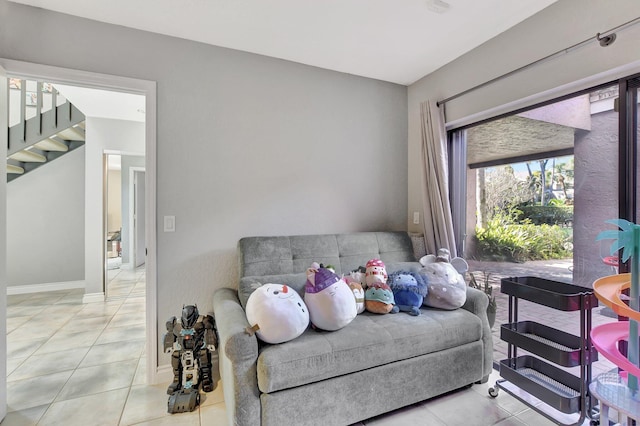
[7,147,85,286]
[0,1,408,366]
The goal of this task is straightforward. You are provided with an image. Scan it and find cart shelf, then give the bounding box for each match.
[500,276,598,311]
[489,276,597,425]
[499,356,581,414]
[501,321,598,367]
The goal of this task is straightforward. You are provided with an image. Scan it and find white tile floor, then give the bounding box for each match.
[3,268,613,425]
[4,267,225,426]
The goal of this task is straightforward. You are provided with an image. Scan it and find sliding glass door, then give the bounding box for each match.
[450,82,628,289]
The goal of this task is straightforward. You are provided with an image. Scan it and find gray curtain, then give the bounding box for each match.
[420,100,457,257]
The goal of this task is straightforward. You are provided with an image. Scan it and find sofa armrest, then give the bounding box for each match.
[461,287,493,379]
[213,288,261,426]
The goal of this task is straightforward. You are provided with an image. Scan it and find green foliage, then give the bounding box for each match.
[475,212,572,262]
[516,205,573,226]
[468,272,497,313]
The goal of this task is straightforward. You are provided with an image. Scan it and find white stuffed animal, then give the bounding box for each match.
[245,284,309,344]
[418,248,469,310]
[304,263,357,331]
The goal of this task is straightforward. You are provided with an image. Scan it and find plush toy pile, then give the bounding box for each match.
[362,259,399,314]
[244,250,468,344]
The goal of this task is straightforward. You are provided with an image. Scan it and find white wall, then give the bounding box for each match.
[407,0,640,235]
[0,1,409,369]
[7,147,85,287]
[121,155,145,266]
[107,169,122,233]
[84,118,145,297]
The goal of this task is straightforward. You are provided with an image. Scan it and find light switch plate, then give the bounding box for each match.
[164,215,175,232]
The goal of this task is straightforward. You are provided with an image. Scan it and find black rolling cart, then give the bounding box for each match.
[488,276,599,425]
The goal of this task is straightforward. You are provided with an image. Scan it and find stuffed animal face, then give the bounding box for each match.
[365,259,388,287]
[388,271,428,315]
[364,283,397,314]
[304,265,357,331]
[245,284,309,344]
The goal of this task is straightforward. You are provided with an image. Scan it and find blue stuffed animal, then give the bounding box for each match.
[387,271,428,316]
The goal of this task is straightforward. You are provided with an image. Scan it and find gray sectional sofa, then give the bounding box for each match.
[213,231,493,426]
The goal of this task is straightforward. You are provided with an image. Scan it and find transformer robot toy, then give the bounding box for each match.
[163,305,219,414]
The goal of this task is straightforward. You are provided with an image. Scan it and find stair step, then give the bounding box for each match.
[7,164,25,175]
[56,126,85,141]
[34,138,69,152]
[9,150,47,163]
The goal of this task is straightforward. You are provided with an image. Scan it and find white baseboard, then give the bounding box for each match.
[82,292,105,303]
[7,280,85,295]
[154,365,173,385]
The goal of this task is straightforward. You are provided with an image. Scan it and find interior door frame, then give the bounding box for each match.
[130,166,145,268]
[0,58,160,385]
[0,64,9,422]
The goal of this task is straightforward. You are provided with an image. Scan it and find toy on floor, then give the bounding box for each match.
[418,248,468,310]
[304,263,357,331]
[163,305,219,413]
[388,271,428,316]
[594,219,640,400]
[245,283,309,343]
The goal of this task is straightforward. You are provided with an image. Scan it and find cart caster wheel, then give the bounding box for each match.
[488,387,499,398]
[589,420,599,426]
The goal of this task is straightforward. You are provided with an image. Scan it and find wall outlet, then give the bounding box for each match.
[413,212,420,224]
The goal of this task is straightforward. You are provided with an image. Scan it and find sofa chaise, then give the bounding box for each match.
[212,231,493,426]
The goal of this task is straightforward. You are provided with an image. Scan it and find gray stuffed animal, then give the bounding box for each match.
[418,248,468,310]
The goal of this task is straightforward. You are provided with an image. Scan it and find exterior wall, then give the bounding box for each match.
[573,110,619,287]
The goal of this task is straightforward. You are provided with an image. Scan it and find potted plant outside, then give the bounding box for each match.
[468,271,497,328]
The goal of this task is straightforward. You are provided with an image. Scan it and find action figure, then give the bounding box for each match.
[163,304,219,413]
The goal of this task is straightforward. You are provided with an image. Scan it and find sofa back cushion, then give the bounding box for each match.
[238,231,415,279]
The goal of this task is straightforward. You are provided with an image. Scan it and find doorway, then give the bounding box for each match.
[105,155,146,299]
[0,58,159,391]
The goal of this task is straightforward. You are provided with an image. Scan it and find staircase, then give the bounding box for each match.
[7,79,86,182]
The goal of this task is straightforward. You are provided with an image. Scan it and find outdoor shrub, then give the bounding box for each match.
[516,205,573,226]
[475,213,571,262]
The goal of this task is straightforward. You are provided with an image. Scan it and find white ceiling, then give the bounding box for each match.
[53,84,146,123]
[10,0,557,86]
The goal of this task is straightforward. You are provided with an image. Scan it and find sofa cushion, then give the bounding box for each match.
[255,307,483,393]
[239,232,416,277]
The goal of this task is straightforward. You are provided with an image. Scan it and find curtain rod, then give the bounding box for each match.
[436,16,640,107]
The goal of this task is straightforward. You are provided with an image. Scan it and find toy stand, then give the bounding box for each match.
[590,370,639,426]
[591,273,640,426]
[488,276,598,426]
